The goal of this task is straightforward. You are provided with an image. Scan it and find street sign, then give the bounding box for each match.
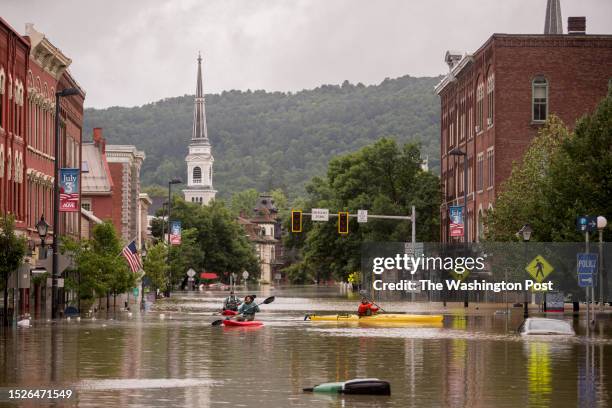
[132,287,139,297]
[525,255,554,283]
[311,208,329,221]
[187,268,196,278]
[450,267,471,282]
[357,210,368,223]
[242,271,249,280]
[578,273,594,287]
[577,253,597,274]
[576,216,597,233]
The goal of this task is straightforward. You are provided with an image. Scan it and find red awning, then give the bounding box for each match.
[200,272,218,280]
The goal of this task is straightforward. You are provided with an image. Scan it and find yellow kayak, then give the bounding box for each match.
[305,313,444,323]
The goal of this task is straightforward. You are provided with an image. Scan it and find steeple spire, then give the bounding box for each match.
[192,52,209,141]
[544,0,563,34]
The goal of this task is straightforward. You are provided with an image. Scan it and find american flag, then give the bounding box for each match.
[121,241,142,273]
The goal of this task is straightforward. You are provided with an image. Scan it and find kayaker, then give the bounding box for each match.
[357,297,379,316]
[223,291,241,311]
[236,295,260,321]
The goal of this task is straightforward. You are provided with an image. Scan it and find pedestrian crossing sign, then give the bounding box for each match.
[525,256,554,283]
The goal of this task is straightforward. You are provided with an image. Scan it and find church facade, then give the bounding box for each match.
[183,54,216,205]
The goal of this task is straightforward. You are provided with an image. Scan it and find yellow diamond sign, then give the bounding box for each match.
[525,256,554,283]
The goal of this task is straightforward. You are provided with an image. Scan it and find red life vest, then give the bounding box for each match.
[358,302,379,316]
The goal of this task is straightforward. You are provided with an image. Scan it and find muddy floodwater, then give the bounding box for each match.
[1,286,611,407]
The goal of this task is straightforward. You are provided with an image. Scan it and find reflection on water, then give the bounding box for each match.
[0,287,610,407]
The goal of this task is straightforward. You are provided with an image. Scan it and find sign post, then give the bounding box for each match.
[577,215,597,330]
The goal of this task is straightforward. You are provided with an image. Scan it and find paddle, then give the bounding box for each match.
[211,296,275,326]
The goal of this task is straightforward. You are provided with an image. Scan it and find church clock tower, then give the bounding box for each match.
[183,53,217,205]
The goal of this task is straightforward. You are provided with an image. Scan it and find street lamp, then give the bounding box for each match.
[448,148,468,244]
[165,178,182,297]
[140,247,147,312]
[518,223,532,318]
[35,215,49,260]
[52,87,80,319]
[597,216,607,310]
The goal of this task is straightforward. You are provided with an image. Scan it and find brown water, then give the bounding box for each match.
[1,286,611,407]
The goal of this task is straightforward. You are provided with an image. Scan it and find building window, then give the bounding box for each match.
[467,157,473,194]
[209,166,212,183]
[532,77,548,122]
[193,166,202,183]
[487,148,494,189]
[0,67,5,128]
[476,153,484,192]
[476,80,484,133]
[487,73,494,127]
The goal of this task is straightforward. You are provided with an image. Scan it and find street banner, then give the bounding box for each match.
[449,206,464,237]
[59,168,80,212]
[170,221,182,245]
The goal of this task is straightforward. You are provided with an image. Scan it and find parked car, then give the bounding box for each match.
[518,318,575,336]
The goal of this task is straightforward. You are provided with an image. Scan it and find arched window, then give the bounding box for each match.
[532,77,548,122]
[476,76,484,133]
[193,166,202,183]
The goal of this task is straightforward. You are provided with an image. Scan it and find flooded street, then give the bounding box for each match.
[1,286,611,407]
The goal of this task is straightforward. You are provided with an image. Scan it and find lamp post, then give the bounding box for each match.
[52,87,80,319]
[140,247,147,312]
[518,224,533,318]
[35,215,49,260]
[165,178,182,297]
[597,216,607,311]
[448,148,468,244]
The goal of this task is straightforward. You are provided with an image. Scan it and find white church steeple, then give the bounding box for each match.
[183,53,217,205]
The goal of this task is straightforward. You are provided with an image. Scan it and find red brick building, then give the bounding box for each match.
[436,17,612,242]
[0,17,29,231]
[81,128,145,242]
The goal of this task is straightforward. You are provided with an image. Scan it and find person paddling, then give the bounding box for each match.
[223,291,241,311]
[236,295,260,321]
[357,297,379,316]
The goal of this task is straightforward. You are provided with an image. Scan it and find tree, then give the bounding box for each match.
[168,228,204,288]
[0,215,27,326]
[230,188,259,216]
[487,90,612,242]
[485,116,568,241]
[143,243,168,295]
[166,198,260,282]
[288,138,440,282]
[63,221,134,310]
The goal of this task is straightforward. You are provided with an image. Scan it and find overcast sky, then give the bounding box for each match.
[3,0,611,108]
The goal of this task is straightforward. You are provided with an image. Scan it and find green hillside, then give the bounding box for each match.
[83,75,442,199]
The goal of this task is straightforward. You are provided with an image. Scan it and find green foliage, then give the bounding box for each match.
[289,139,440,281]
[143,242,168,292]
[62,221,135,300]
[167,198,260,280]
[0,215,27,325]
[230,189,259,216]
[83,75,442,199]
[487,91,612,242]
[168,228,204,287]
[282,262,313,284]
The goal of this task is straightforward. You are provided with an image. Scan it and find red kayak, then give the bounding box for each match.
[221,310,238,316]
[222,319,263,327]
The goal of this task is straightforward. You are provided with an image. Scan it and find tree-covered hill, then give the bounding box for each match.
[83,75,442,199]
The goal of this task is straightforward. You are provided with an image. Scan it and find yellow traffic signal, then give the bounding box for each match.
[291,210,302,232]
[338,212,349,234]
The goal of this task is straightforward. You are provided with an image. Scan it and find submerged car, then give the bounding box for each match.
[518,318,575,336]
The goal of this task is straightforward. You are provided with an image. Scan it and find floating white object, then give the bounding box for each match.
[17,319,31,328]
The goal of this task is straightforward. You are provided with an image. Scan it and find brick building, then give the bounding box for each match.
[0,17,29,232]
[436,9,612,242]
[81,128,146,243]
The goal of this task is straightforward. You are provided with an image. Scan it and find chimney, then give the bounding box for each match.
[567,17,586,35]
[93,127,105,153]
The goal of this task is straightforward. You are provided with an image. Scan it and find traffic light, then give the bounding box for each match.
[338,212,349,234]
[291,210,302,232]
